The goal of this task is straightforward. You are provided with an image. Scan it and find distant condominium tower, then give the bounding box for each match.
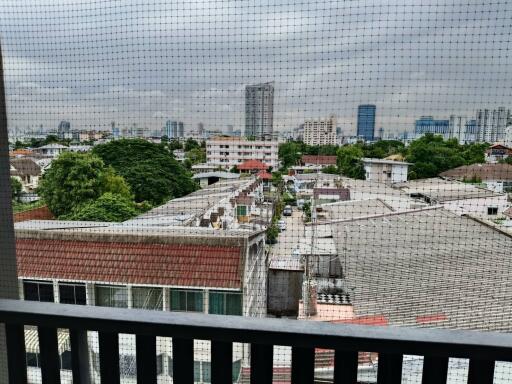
[165,120,178,138]
[245,82,274,140]
[303,115,337,146]
[357,105,376,141]
[57,120,71,140]
[178,122,184,137]
[477,107,509,143]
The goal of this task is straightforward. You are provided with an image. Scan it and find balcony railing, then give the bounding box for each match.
[1,298,512,384]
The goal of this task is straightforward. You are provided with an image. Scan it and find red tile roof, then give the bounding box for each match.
[17,239,242,288]
[301,155,337,166]
[416,314,448,324]
[256,170,272,180]
[237,159,268,171]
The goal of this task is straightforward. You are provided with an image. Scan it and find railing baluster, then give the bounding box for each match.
[421,356,448,384]
[211,340,232,384]
[70,329,90,384]
[38,326,61,384]
[467,359,495,384]
[99,331,120,384]
[136,334,157,384]
[334,350,358,384]
[291,347,315,384]
[173,337,194,384]
[250,343,273,384]
[377,353,402,383]
[5,323,27,384]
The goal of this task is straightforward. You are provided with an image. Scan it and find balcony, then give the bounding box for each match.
[1,299,511,383]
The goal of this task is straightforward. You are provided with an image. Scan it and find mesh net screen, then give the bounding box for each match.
[1,0,512,383]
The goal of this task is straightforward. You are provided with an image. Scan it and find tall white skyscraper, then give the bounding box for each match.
[477,107,509,143]
[245,82,274,140]
[303,115,337,146]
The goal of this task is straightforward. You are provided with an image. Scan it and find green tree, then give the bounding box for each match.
[321,165,339,174]
[168,139,183,150]
[271,171,283,187]
[278,141,307,170]
[92,139,197,205]
[186,147,206,165]
[38,152,131,217]
[405,134,469,179]
[10,177,22,201]
[337,145,365,179]
[184,138,200,152]
[62,192,138,222]
[363,140,405,159]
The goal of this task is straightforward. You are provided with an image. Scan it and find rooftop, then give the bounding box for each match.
[301,155,337,166]
[361,157,412,166]
[331,207,512,331]
[10,158,41,177]
[440,163,512,181]
[398,178,504,202]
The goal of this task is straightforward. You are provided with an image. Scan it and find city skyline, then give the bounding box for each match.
[0,0,511,136]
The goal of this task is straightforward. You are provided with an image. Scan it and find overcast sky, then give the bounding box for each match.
[1,0,511,137]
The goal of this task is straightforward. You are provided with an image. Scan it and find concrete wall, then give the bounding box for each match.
[267,269,303,317]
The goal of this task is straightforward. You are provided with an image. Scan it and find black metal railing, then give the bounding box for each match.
[1,299,511,384]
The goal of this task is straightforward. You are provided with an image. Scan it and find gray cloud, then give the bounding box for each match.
[1,0,511,136]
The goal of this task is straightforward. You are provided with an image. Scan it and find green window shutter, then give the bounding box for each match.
[225,293,242,316]
[208,292,225,314]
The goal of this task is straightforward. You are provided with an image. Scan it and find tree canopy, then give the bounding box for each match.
[61,192,138,222]
[92,139,197,205]
[38,152,132,217]
[336,145,365,179]
[10,177,22,200]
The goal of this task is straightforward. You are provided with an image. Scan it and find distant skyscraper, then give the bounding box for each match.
[178,122,184,137]
[245,82,274,140]
[111,121,120,139]
[357,105,376,141]
[57,120,71,139]
[378,127,384,140]
[165,120,178,138]
[477,107,509,143]
[227,125,234,135]
[303,115,337,146]
[414,116,449,136]
[197,122,205,137]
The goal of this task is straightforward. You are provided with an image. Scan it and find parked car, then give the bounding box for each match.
[297,199,305,210]
[283,205,293,216]
[277,220,287,231]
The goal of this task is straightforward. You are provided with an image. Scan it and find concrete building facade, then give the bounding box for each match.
[303,116,337,146]
[206,136,279,170]
[245,82,274,140]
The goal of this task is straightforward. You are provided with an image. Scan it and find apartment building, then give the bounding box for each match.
[302,116,337,146]
[206,136,279,170]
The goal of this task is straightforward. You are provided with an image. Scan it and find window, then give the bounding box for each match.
[95,285,128,308]
[488,207,498,215]
[208,291,242,315]
[23,280,54,302]
[170,289,203,312]
[132,287,163,310]
[60,351,72,370]
[236,205,247,216]
[59,282,86,305]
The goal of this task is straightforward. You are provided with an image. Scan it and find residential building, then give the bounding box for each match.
[57,120,71,140]
[10,158,41,192]
[356,104,376,141]
[440,163,512,193]
[477,107,509,143]
[414,116,449,137]
[178,121,184,137]
[33,143,68,158]
[399,178,510,219]
[164,120,178,138]
[484,143,512,163]
[362,158,411,183]
[192,171,240,187]
[301,155,337,167]
[206,136,279,170]
[245,82,274,140]
[302,116,337,146]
